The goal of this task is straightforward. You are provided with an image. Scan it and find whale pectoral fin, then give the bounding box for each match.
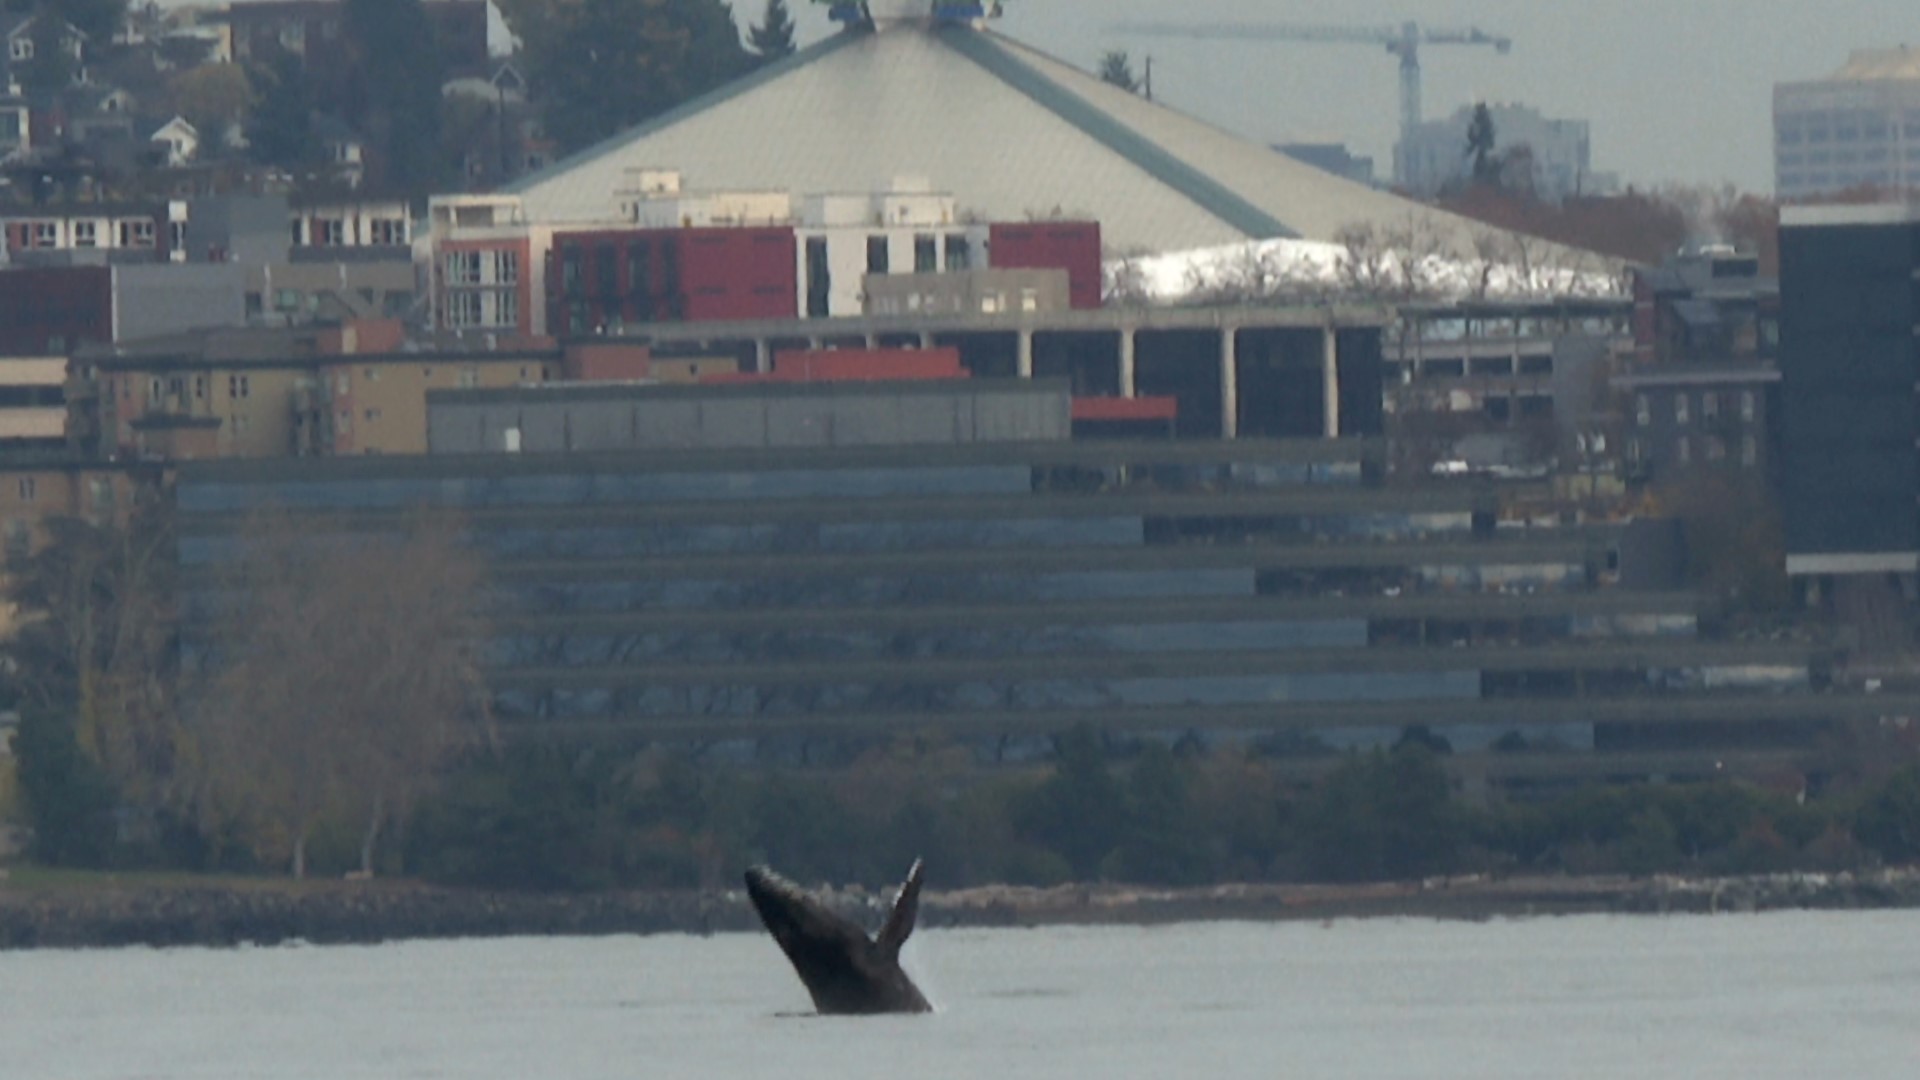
[875,857,924,958]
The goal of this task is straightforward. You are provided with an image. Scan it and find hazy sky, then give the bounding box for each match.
[775,0,1920,192]
[163,1,1920,192]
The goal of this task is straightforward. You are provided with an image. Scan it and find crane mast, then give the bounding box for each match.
[1109,20,1512,186]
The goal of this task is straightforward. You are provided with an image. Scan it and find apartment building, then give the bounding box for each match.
[75,321,561,460]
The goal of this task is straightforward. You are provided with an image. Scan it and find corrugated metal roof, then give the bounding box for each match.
[509,22,1600,263]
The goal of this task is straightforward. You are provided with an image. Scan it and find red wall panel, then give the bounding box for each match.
[989,222,1104,309]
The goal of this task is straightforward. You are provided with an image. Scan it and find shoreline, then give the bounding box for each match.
[3,869,1918,951]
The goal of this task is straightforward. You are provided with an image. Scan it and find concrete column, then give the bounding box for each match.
[864,332,880,350]
[1016,329,1034,379]
[919,331,935,350]
[1118,328,1137,398]
[1219,327,1238,439]
[753,338,772,374]
[1322,326,1341,439]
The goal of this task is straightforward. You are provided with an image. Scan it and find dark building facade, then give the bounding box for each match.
[1778,204,1920,581]
[0,266,111,355]
[172,438,1906,791]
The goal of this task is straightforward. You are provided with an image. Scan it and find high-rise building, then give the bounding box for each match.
[1395,103,1614,202]
[1778,202,1920,594]
[1774,48,1920,200]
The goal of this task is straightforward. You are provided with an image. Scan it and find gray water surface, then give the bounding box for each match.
[4,912,1918,1079]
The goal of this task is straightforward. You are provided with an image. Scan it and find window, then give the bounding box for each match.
[11,38,33,62]
[364,407,382,422]
[193,375,207,399]
[1674,393,1690,425]
[496,290,519,328]
[148,377,163,405]
[561,246,584,295]
[944,235,971,272]
[493,249,520,285]
[866,236,890,274]
[167,376,185,400]
[370,219,406,245]
[1635,394,1650,428]
[457,367,480,389]
[804,237,830,318]
[121,220,155,247]
[17,476,37,502]
[1701,392,1718,420]
[446,251,483,285]
[229,374,250,399]
[596,244,618,296]
[1677,436,1691,465]
[913,235,937,273]
[1741,391,1756,422]
[73,221,96,248]
[31,222,56,247]
[446,291,483,328]
[315,219,345,246]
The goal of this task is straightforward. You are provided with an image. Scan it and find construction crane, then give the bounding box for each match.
[1109,20,1512,183]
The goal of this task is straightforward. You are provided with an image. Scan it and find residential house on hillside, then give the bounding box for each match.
[149,115,197,167]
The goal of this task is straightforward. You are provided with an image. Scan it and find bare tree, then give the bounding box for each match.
[194,509,492,878]
[1,504,180,825]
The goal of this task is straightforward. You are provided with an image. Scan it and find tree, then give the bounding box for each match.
[1097,49,1140,94]
[501,0,753,153]
[344,0,449,195]
[163,64,255,150]
[0,506,180,858]
[748,0,795,61]
[246,47,315,171]
[1299,745,1462,882]
[1015,726,1127,879]
[194,511,492,878]
[1465,102,1498,186]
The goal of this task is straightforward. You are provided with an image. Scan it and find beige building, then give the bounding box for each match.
[0,357,69,454]
[75,321,567,460]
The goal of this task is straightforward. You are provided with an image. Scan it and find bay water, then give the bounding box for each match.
[4,911,1918,1078]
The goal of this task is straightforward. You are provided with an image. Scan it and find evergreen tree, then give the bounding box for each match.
[246,47,315,171]
[344,0,448,196]
[1097,50,1140,94]
[1466,102,1499,186]
[505,0,754,154]
[748,0,796,62]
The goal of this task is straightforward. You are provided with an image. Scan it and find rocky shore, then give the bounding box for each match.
[3,869,1918,951]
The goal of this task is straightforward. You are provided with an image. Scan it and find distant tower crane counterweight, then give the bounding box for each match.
[1109,20,1513,186]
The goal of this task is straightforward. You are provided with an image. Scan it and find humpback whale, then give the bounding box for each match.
[743,859,933,1015]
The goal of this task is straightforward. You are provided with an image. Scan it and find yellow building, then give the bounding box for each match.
[75,322,567,459]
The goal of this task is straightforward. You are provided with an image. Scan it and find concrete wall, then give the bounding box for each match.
[111,264,249,343]
[428,380,1071,454]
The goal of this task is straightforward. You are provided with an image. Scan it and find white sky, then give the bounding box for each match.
[157,0,1920,192]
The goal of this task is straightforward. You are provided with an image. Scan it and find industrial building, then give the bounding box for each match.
[1774,47,1920,200]
[170,432,1909,793]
